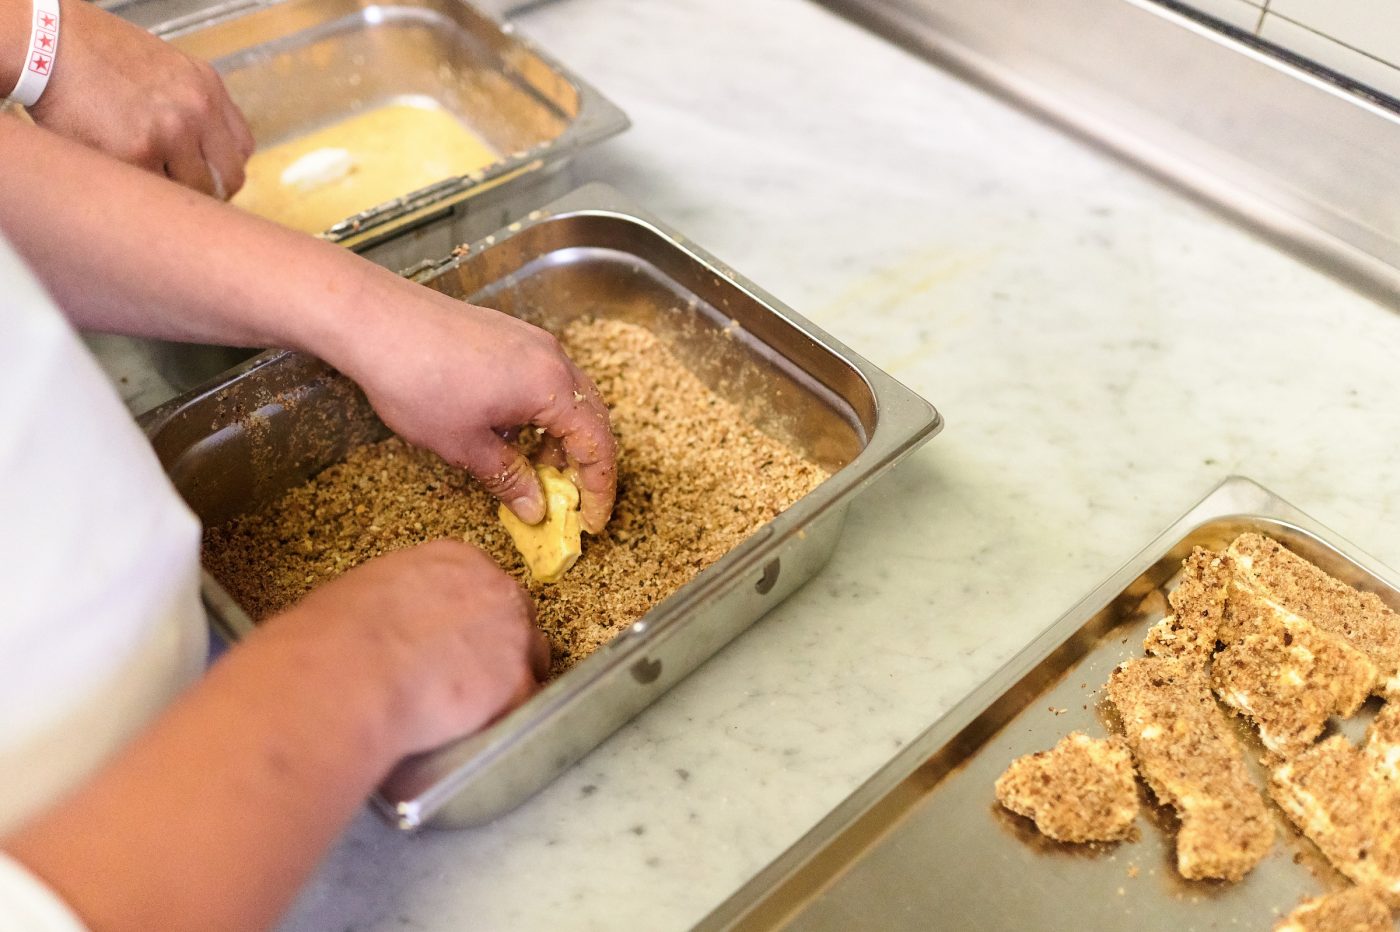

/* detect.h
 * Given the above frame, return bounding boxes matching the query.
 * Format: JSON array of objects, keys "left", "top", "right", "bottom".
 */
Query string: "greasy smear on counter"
[
  {"left": 233, "top": 100, "right": 498, "bottom": 234},
  {"left": 202, "top": 318, "right": 828, "bottom": 678}
]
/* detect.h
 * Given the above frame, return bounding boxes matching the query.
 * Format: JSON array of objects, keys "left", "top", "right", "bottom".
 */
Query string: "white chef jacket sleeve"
[{"left": 0, "top": 853, "right": 87, "bottom": 932}]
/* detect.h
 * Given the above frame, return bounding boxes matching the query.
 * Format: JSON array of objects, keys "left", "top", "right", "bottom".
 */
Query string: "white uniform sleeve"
[
  {"left": 0, "top": 235, "right": 207, "bottom": 838},
  {"left": 0, "top": 854, "right": 87, "bottom": 932}
]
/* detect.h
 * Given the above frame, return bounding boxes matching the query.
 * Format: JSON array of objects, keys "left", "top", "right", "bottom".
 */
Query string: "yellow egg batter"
[
  {"left": 234, "top": 101, "right": 498, "bottom": 234},
  {"left": 498, "top": 466, "right": 583, "bottom": 584}
]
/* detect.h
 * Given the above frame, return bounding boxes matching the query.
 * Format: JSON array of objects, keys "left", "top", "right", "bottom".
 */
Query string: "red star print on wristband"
[
  {"left": 38, "top": 13, "right": 55, "bottom": 28},
  {"left": 36, "top": 32, "right": 53, "bottom": 50},
  {"left": 29, "top": 53, "right": 51, "bottom": 75}
]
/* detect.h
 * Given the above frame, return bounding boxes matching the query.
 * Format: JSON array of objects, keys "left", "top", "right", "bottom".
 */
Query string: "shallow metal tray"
[
  {"left": 699, "top": 476, "right": 1400, "bottom": 930},
  {"left": 148, "top": 0, "right": 628, "bottom": 253},
  {"left": 139, "top": 183, "right": 942, "bottom": 830}
]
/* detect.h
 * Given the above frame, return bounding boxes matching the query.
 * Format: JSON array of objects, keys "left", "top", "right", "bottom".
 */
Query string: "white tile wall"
[
  {"left": 1259, "top": 13, "right": 1400, "bottom": 99},
  {"left": 1184, "top": 0, "right": 1263, "bottom": 32},
  {"left": 1269, "top": 0, "right": 1400, "bottom": 72},
  {"left": 1176, "top": 0, "right": 1400, "bottom": 100}
]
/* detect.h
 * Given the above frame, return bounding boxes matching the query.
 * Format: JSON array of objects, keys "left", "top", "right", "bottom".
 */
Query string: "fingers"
[
  {"left": 212, "top": 74, "right": 255, "bottom": 196},
  {"left": 458, "top": 430, "right": 546, "bottom": 525},
  {"left": 534, "top": 435, "right": 569, "bottom": 471},
  {"left": 191, "top": 66, "right": 249, "bottom": 200},
  {"left": 215, "top": 72, "right": 256, "bottom": 160},
  {"left": 540, "top": 362, "right": 617, "bottom": 534},
  {"left": 162, "top": 137, "right": 219, "bottom": 197},
  {"left": 150, "top": 61, "right": 252, "bottom": 199},
  {"left": 200, "top": 126, "right": 246, "bottom": 202},
  {"left": 492, "top": 630, "right": 549, "bottom": 724},
  {"left": 527, "top": 627, "right": 552, "bottom": 681}
]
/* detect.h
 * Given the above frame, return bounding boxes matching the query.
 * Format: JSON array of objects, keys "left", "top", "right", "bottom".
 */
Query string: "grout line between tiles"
[{"left": 1266, "top": 10, "right": 1400, "bottom": 77}]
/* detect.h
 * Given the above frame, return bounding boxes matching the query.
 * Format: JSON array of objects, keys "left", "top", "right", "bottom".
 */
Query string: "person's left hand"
[
  {"left": 26, "top": 0, "right": 254, "bottom": 198},
  {"left": 330, "top": 280, "right": 618, "bottom": 534}
]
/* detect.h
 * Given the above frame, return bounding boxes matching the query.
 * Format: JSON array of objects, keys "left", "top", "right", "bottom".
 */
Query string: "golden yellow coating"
[
  {"left": 498, "top": 466, "right": 582, "bottom": 584},
  {"left": 234, "top": 101, "right": 498, "bottom": 234}
]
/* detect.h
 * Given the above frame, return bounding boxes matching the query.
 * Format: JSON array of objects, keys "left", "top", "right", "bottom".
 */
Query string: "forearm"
[
  {"left": 1, "top": 619, "right": 404, "bottom": 932},
  {"left": 0, "top": 115, "right": 393, "bottom": 365}
]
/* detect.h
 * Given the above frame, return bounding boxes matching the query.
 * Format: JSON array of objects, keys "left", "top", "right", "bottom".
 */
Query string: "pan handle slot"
[{"left": 755, "top": 558, "right": 781, "bottom": 595}]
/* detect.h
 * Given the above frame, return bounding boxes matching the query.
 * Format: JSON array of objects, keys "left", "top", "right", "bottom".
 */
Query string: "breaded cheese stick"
[
  {"left": 1230, "top": 533, "right": 1400, "bottom": 696},
  {"left": 995, "top": 732, "right": 1139, "bottom": 843},
  {"left": 1274, "top": 887, "right": 1392, "bottom": 932},
  {"left": 1106, "top": 656, "right": 1273, "bottom": 881},
  {"left": 1144, "top": 547, "right": 1232, "bottom": 665},
  {"left": 1213, "top": 581, "right": 1376, "bottom": 756}
]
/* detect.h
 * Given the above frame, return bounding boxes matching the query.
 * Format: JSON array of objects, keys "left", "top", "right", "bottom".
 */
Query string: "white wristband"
[{"left": 7, "top": 0, "right": 60, "bottom": 108}]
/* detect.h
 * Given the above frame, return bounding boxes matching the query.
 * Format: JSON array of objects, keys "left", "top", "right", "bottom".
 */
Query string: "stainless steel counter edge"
[
  {"left": 817, "top": 0, "right": 1400, "bottom": 305},
  {"left": 695, "top": 474, "right": 1400, "bottom": 930}
]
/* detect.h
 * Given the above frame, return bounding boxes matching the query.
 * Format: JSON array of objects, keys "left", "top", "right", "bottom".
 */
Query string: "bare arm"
[
  {"left": 0, "top": 111, "right": 398, "bottom": 352},
  {"left": 0, "top": 115, "right": 617, "bottom": 529},
  {"left": 2, "top": 543, "right": 549, "bottom": 932}
]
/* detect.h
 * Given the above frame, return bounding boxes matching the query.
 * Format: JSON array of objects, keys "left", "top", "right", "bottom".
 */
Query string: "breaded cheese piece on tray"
[
  {"left": 1273, "top": 887, "right": 1393, "bottom": 932},
  {"left": 1230, "top": 533, "right": 1400, "bottom": 696},
  {"left": 1367, "top": 701, "right": 1400, "bottom": 779},
  {"left": 1269, "top": 734, "right": 1400, "bottom": 905},
  {"left": 1143, "top": 547, "right": 1233, "bottom": 665},
  {"left": 1105, "top": 656, "right": 1274, "bottom": 882},
  {"left": 1212, "top": 580, "right": 1377, "bottom": 757},
  {"left": 994, "top": 732, "right": 1140, "bottom": 843}
]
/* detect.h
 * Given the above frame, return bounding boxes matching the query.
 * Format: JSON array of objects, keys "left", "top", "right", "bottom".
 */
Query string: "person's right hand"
[
  {"left": 326, "top": 272, "right": 619, "bottom": 535},
  {"left": 261, "top": 541, "right": 551, "bottom": 757},
  {"left": 23, "top": 0, "right": 254, "bottom": 198}
]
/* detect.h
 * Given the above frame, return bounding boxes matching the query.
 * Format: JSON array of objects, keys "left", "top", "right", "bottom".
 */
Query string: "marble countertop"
[{"left": 95, "top": 0, "right": 1400, "bottom": 928}]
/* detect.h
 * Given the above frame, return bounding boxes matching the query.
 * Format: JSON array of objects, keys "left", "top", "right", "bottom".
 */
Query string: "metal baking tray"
[
  {"left": 143, "top": 0, "right": 628, "bottom": 252},
  {"left": 139, "top": 183, "right": 943, "bottom": 830},
  {"left": 699, "top": 476, "right": 1400, "bottom": 930}
]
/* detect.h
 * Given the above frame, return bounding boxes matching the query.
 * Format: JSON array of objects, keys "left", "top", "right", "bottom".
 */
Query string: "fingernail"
[{"left": 509, "top": 495, "right": 545, "bottom": 525}]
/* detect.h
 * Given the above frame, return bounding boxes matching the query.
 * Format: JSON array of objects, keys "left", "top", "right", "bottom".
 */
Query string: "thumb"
[{"left": 459, "top": 431, "right": 545, "bottom": 525}]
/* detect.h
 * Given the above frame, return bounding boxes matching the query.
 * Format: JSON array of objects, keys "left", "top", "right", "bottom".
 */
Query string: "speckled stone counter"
[{"left": 91, "top": 0, "right": 1400, "bottom": 928}]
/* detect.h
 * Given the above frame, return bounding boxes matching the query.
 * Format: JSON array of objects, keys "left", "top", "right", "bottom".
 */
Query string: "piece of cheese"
[
  {"left": 279, "top": 147, "right": 355, "bottom": 192},
  {"left": 498, "top": 466, "right": 582, "bottom": 583},
  {"left": 235, "top": 102, "right": 499, "bottom": 234}
]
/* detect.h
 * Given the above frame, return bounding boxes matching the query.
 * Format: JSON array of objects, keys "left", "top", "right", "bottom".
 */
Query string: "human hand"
[
  {"left": 266, "top": 541, "right": 550, "bottom": 756},
  {"left": 333, "top": 279, "right": 619, "bottom": 534},
  {"left": 24, "top": 0, "right": 254, "bottom": 197},
  {"left": 0, "top": 119, "right": 616, "bottom": 531}
]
